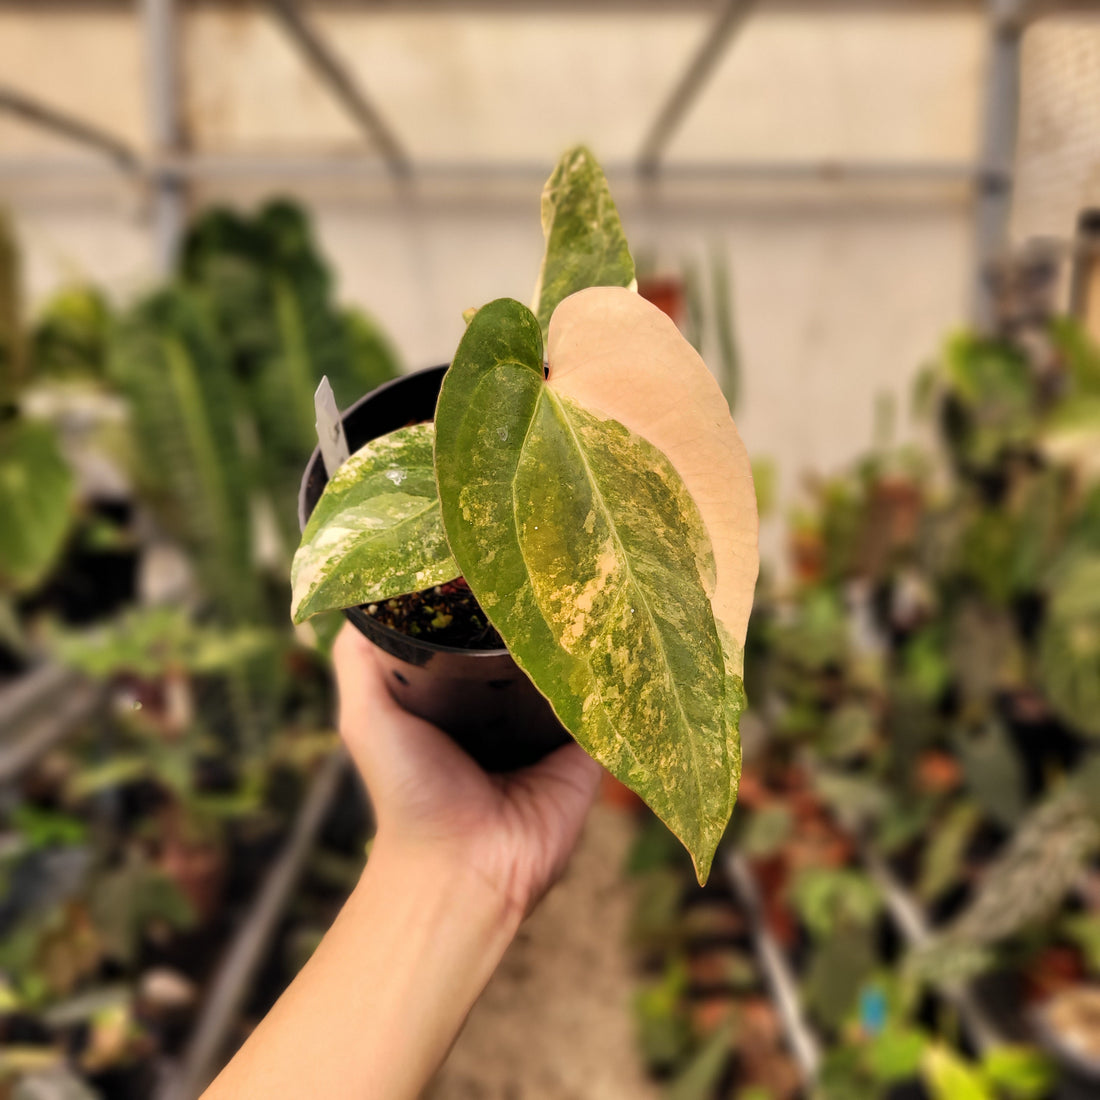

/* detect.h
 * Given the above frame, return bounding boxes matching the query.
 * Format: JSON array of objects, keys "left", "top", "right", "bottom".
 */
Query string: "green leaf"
[
  {"left": 923, "top": 1045, "right": 994, "bottom": 1100},
  {"left": 436, "top": 292, "right": 757, "bottom": 881},
  {"left": 10, "top": 807, "right": 87, "bottom": 849},
  {"left": 979, "top": 1047, "right": 1054, "bottom": 1100},
  {"left": 0, "top": 418, "right": 74, "bottom": 593},
  {"left": 665, "top": 1019, "right": 735, "bottom": 1100},
  {"left": 789, "top": 868, "right": 881, "bottom": 940},
  {"left": 110, "top": 289, "right": 259, "bottom": 625},
  {"left": 867, "top": 1028, "right": 927, "bottom": 1083},
  {"left": 1062, "top": 912, "right": 1100, "bottom": 969},
  {"left": 532, "top": 145, "right": 635, "bottom": 341},
  {"left": 29, "top": 284, "right": 113, "bottom": 382},
  {"left": 803, "top": 924, "right": 877, "bottom": 1028},
  {"left": 291, "top": 423, "right": 459, "bottom": 622},
  {"left": 957, "top": 722, "right": 1026, "bottom": 829},
  {"left": 947, "top": 791, "right": 1100, "bottom": 946},
  {"left": 1042, "top": 394, "right": 1100, "bottom": 480},
  {"left": 739, "top": 805, "right": 793, "bottom": 858},
  {"left": 633, "top": 957, "right": 691, "bottom": 1071},
  {"left": 917, "top": 801, "right": 981, "bottom": 903},
  {"left": 1050, "top": 315, "right": 1100, "bottom": 395},
  {"left": 1038, "top": 555, "right": 1100, "bottom": 737}
]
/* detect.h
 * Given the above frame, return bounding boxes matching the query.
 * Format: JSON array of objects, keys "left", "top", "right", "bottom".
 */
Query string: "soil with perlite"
[{"left": 363, "top": 577, "right": 504, "bottom": 650}]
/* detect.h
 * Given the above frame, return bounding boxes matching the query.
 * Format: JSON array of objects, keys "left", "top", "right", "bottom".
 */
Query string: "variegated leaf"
[
  {"left": 291, "top": 423, "right": 458, "bottom": 623},
  {"left": 434, "top": 290, "right": 758, "bottom": 882},
  {"left": 531, "top": 145, "right": 635, "bottom": 342}
]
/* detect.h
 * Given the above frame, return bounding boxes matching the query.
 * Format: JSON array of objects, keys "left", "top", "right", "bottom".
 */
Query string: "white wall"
[{"left": 0, "top": 2, "right": 985, "bottom": 564}]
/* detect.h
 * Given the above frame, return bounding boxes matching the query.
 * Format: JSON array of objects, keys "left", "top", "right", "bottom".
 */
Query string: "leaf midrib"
[{"left": 529, "top": 386, "right": 716, "bottom": 832}]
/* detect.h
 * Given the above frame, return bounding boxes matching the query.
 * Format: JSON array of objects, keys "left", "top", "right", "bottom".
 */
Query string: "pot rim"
[{"left": 298, "top": 364, "right": 511, "bottom": 659}]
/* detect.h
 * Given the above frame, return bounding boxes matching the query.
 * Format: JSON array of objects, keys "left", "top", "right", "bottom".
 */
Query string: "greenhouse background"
[{"left": 1, "top": 1, "right": 1100, "bottom": 1098}]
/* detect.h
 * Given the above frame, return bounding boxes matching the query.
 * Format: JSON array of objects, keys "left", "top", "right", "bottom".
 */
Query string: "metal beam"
[
  {"left": 637, "top": 0, "right": 758, "bottom": 176},
  {"left": 0, "top": 85, "right": 142, "bottom": 173},
  {"left": 725, "top": 851, "right": 821, "bottom": 1079},
  {"left": 163, "top": 154, "right": 984, "bottom": 186},
  {"left": 972, "top": 0, "right": 1026, "bottom": 328},
  {"left": 142, "top": 0, "right": 186, "bottom": 276},
  {"left": 266, "top": 0, "right": 411, "bottom": 179}
]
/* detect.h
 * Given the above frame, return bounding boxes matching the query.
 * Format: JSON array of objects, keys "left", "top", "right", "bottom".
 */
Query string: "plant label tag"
[{"left": 315, "top": 376, "right": 350, "bottom": 477}]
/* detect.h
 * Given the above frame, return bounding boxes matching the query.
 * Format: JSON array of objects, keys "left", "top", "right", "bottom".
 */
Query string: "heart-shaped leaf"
[
  {"left": 532, "top": 145, "right": 635, "bottom": 341},
  {"left": 291, "top": 422, "right": 458, "bottom": 622},
  {"left": 435, "top": 288, "right": 758, "bottom": 881}
]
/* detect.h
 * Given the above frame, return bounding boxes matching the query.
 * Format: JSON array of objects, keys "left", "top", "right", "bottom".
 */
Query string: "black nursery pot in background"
[{"left": 298, "top": 365, "right": 571, "bottom": 773}]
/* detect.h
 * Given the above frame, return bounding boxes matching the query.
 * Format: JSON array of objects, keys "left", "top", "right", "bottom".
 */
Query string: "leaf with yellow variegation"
[
  {"left": 434, "top": 289, "right": 758, "bottom": 881},
  {"left": 291, "top": 423, "right": 458, "bottom": 623},
  {"left": 532, "top": 145, "right": 635, "bottom": 342}
]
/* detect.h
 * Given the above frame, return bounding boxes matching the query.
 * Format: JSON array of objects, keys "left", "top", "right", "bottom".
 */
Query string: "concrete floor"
[{"left": 427, "top": 804, "right": 659, "bottom": 1100}]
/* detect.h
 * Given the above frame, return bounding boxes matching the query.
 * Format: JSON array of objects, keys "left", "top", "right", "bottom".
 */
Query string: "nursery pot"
[{"left": 298, "top": 365, "right": 571, "bottom": 773}]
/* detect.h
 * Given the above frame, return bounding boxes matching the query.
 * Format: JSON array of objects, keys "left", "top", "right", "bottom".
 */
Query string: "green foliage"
[
  {"left": 1050, "top": 315, "right": 1100, "bottom": 395},
  {"left": 29, "top": 286, "right": 113, "bottom": 382},
  {"left": 917, "top": 800, "right": 980, "bottom": 902},
  {"left": 738, "top": 804, "right": 793, "bottom": 858},
  {"left": 111, "top": 288, "right": 259, "bottom": 623},
  {"left": 1061, "top": 911, "right": 1100, "bottom": 970},
  {"left": 633, "top": 957, "right": 692, "bottom": 1071},
  {"left": 88, "top": 854, "right": 195, "bottom": 966},
  {"left": 789, "top": 868, "right": 881, "bottom": 940},
  {"left": 295, "top": 150, "right": 757, "bottom": 880},
  {"left": 8, "top": 808, "right": 87, "bottom": 850},
  {"left": 51, "top": 605, "right": 274, "bottom": 680},
  {"left": 940, "top": 333, "right": 1035, "bottom": 470},
  {"left": 625, "top": 814, "right": 692, "bottom": 876},
  {"left": 291, "top": 423, "right": 457, "bottom": 622},
  {"left": 532, "top": 145, "right": 635, "bottom": 340},
  {"left": 436, "top": 296, "right": 743, "bottom": 882},
  {"left": 664, "top": 1019, "right": 736, "bottom": 1100},
  {"left": 932, "top": 791, "right": 1100, "bottom": 958},
  {"left": 922, "top": 1044, "right": 1054, "bottom": 1100},
  {"left": 803, "top": 925, "right": 878, "bottom": 1028},
  {"left": 0, "top": 417, "right": 75, "bottom": 594},
  {"left": 956, "top": 722, "right": 1026, "bottom": 829},
  {"left": 773, "top": 588, "right": 849, "bottom": 673},
  {"left": 179, "top": 199, "right": 401, "bottom": 558},
  {"left": 979, "top": 1047, "right": 1055, "bottom": 1100},
  {"left": 1038, "top": 554, "right": 1100, "bottom": 737},
  {"left": 923, "top": 1044, "right": 994, "bottom": 1100}
]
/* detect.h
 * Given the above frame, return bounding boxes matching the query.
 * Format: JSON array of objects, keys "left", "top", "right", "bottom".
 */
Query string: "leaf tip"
[{"left": 692, "top": 853, "right": 714, "bottom": 888}]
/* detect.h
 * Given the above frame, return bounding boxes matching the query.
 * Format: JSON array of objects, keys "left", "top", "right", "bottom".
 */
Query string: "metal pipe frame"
[
  {"left": 637, "top": 0, "right": 758, "bottom": 176},
  {"left": 0, "top": 154, "right": 987, "bottom": 185},
  {"left": 265, "top": 0, "right": 411, "bottom": 180},
  {"left": 142, "top": 0, "right": 186, "bottom": 276},
  {"left": 971, "top": 0, "right": 1027, "bottom": 327},
  {"left": 0, "top": 85, "right": 141, "bottom": 173}
]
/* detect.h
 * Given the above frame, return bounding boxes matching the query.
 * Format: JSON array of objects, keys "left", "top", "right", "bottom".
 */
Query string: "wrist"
[{"left": 364, "top": 830, "right": 526, "bottom": 934}]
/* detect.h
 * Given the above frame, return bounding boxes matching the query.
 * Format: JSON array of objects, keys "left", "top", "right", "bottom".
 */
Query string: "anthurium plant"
[{"left": 290, "top": 147, "right": 759, "bottom": 881}]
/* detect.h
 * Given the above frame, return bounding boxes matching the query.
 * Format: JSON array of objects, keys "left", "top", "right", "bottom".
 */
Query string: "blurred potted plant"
[
  {"left": 291, "top": 146, "right": 760, "bottom": 882},
  {"left": 0, "top": 212, "right": 76, "bottom": 669}
]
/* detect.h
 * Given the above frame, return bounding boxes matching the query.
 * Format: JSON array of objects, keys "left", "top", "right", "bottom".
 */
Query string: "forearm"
[{"left": 202, "top": 838, "right": 521, "bottom": 1100}]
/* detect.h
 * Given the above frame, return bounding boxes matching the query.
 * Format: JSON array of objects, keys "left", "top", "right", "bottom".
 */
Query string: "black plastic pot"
[{"left": 298, "top": 365, "right": 570, "bottom": 772}]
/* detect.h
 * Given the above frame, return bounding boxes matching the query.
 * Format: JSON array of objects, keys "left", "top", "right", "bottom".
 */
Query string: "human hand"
[{"left": 333, "top": 624, "right": 602, "bottom": 920}]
